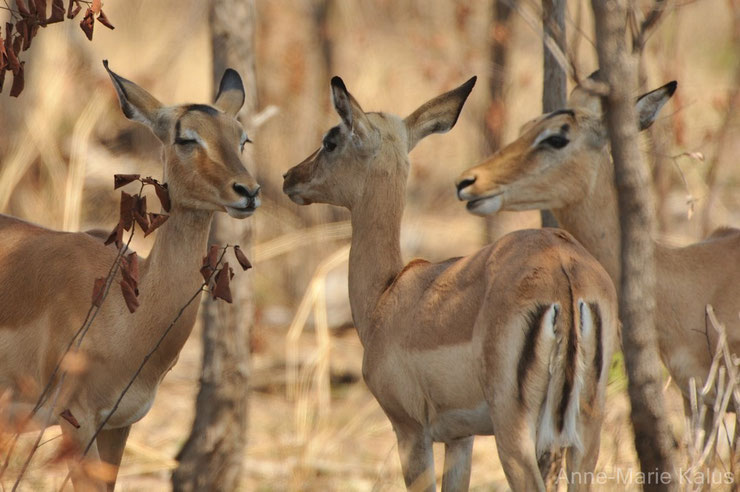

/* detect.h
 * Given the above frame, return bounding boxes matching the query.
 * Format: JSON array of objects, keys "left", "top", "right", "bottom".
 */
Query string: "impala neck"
[
  {"left": 554, "top": 148, "right": 622, "bottom": 286},
  {"left": 347, "top": 173, "right": 406, "bottom": 344},
  {"left": 138, "top": 205, "right": 213, "bottom": 363}
]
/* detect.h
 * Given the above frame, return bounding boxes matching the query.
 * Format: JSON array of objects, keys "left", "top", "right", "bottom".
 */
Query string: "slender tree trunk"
[
  {"left": 539, "top": 1, "right": 566, "bottom": 484},
  {"left": 590, "top": 1, "right": 677, "bottom": 488},
  {"left": 172, "top": 1, "right": 258, "bottom": 490},
  {"left": 539, "top": 0, "right": 564, "bottom": 229},
  {"left": 482, "top": 0, "right": 524, "bottom": 243}
]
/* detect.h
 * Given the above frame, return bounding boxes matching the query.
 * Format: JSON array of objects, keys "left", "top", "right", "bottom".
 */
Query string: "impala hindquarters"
[
  {"left": 283, "top": 76, "right": 618, "bottom": 491},
  {"left": 0, "top": 61, "right": 259, "bottom": 490},
  {"left": 456, "top": 74, "right": 740, "bottom": 440}
]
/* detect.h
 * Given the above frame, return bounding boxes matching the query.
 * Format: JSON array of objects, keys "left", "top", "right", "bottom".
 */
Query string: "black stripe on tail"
[
  {"left": 557, "top": 265, "right": 576, "bottom": 433},
  {"left": 517, "top": 304, "right": 552, "bottom": 405},
  {"left": 589, "top": 302, "right": 603, "bottom": 381}
]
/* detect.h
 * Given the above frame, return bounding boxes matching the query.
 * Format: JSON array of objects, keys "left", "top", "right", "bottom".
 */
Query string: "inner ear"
[
  {"left": 104, "top": 60, "right": 164, "bottom": 132},
  {"left": 635, "top": 81, "right": 677, "bottom": 131},
  {"left": 331, "top": 76, "right": 355, "bottom": 129},
  {"left": 214, "top": 69, "right": 246, "bottom": 116}
]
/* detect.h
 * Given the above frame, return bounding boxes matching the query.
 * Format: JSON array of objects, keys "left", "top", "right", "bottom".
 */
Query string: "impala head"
[
  {"left": 283, "top": 76, "right": 476, "bottom": 209},
  {"left": 104, "top": 60, "right": 259, "bottom": 218},
  {"left": 456, "top": 74, "right": 677, "bottom": 215}
]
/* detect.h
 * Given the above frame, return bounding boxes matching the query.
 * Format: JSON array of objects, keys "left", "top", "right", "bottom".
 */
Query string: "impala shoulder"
[{"left": 384, "top": 258, "right": 433, "bottom": 293}]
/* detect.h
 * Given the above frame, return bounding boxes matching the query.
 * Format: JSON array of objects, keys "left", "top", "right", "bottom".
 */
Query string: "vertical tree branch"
[
  {"left": 590, "top": 0, "right": 677, "bottom": 487},
  {"left": 172, "top": 1, "right": 258, "bottom": 490},
  {"left": 481, "top": 0, "right": 516, "bottom": 243},
  {"left": 540, "top": 0, "right": 564, "bottom": 228}
]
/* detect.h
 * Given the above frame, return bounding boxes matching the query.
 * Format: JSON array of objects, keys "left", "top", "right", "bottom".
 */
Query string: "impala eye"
[
  {"left": 541, "top": 135, "right": 569, "bottom": 149},
  {"left": 175, "top": 137, "right": 197, "bottom": 146},
  {"left": 240, "top": 133, "right": 251, "bottom": 152},
  {"left": 323, "top": 139, "right": 337, "bottom": 152}
]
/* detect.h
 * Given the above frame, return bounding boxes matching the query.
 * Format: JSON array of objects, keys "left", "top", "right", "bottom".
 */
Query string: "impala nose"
[
  {"left": 456, "top": 176, "right": 476, "bottom": 199},
  {"left": 233, "top": 183, "right": 260, "bottom": 199}
]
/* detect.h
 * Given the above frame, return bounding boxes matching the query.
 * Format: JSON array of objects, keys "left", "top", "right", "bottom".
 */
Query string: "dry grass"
[{"left": 0, "top": 0, "right": 738, "bottom": 490}]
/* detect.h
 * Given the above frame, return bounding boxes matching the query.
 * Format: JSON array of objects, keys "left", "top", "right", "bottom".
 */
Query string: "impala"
[
  {"left": 456, "top": 76, "right": 740, "bottom": 433},
  {"left": 283, "top": 76, "right": 618, "bottom": 491},
  {"left": 0, "top": 61, "right": 259, "bottom": 490}
]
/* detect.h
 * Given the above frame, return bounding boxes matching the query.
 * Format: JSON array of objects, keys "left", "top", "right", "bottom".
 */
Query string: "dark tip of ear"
[
  {"left": 331, "top": 76, "right": 347, "bottom": 93},
  {"left": 218, "top": 68, "right": 245, "bottom": 96},
  {"left": 665, "top": 80, "right": 678, "bottom": 96},
  {"left": 102, "top": 59, "right": 116, "bottom": 78},
  {"left": 462, "top": 76, "right": 477, "bottom": 95}
]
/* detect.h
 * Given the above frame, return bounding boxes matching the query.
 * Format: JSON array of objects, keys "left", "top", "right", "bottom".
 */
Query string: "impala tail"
[{"left": 525, "top": 295, "right": 600, "bottom": 459}]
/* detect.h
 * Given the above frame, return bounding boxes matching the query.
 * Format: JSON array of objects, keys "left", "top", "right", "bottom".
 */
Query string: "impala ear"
[
  {"left": 214, "top": 69, "right": 246, "bottom": 116},
  {"left": 330, "top": 76, "right": 375, "bottom": 142},
  {"left": 635, "top": 81, "right": 677, "bottom": 131},
  {"left": 403, "top": 76, "right": 476, "bottom": 152},
  {"left": 104, "top": 60, "right": 164, "bottom": 133},
  {"left": 568, "top": 70, "right": 604, "bottom": 116}
]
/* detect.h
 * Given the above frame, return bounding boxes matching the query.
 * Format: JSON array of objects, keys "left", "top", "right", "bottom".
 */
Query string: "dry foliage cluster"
[{"left": 0, "top": 0, "right": 113, "bottom": 96}]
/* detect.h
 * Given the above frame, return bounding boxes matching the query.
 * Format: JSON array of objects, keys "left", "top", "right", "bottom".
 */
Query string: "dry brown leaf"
[
  {"left": 145, "top": 213, "right": 168, "bottom": 236},
  {"left": 207, "top": 244, "right": 220, "bottom": 269},
  {"left": 103, "top": 222, "right": 123, "bottom": 248},
  {"left": 234, "top": 245, "right": 252, "bottom": 271},
  {"left": 133, "top": 211, "right": 149, "bottom": 233},
  {"left": 113, "top": 173, "right": 140, "bottom": 189},
  {"left": 33, "top": 0, "right": 47, "bottom": 23},
  {"left": 67, "top": 0, "right": 81, "bottom": 19},
  {"left": 120, "top": 253, "right": 139, "bottom": 295},
  {"left": 213, "top": 262, "right": 233, "bottom": 303},
  {"left": 97, "top": 9, "right": 114, "bottom": 29},
  {"left": 120, "top": 279, "right": 139, "bottom": 313},
  {"left": 15, "top": 19, "right": 30, "bottom": 51},
  {"left": 126, "top": 252, "right": 139, "bottom": 284},
  {"left": 15, "top": 0, "right": 31, "bottom": 17},
  {"left": 9, "top": 61, "right": 23, "bottom": 97},
  {"left": 91, "top": 277, "right": 105, "bottom": 307},
  {"left": 119, "top": 191, "right": 134, "bottom": 231},
  {"left": 79, "top": 7, "right": 94, "bottom": 40},
  {"left": 154, "top": 182, "right": 170, "bottom": 212},
  {"left": 59, "top": 409, "right": 80, "bottom": 428},
  {"left": 48, "top": 0, "right": 65, "bottom": 23}
]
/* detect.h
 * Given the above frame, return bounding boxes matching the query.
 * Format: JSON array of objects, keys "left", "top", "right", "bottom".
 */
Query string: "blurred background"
[{"left": 1, "top": 0, "right": 738, "bottom": 489}]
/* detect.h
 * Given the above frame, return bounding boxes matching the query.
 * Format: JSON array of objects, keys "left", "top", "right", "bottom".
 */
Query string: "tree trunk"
[
  {"left": 590, "top": 0, "right": 677, "bottom": 487},
  {"left": 482, "top": 0, "right": 525, "bottom": 243},
  {"left": 539, "top": 1, "right": 566, "bottom": 484},
  {"left": 539, "top": 0, "right": 564, "bottom": 229},
  {"left": 171, "top": 1, "right": 258, "bottom": 490}
]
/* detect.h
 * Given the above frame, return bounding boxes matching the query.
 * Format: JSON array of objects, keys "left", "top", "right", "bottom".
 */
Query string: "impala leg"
[
  {"left": 59, "top": 418, "right": 107, "bottom": 492},
  {"left": 490, "top": 410, "right": 545, "bottom": 492},
  {"left": 563, "top": 411, "right": 603, "bottom": 492},
  {"left": 441, "top": 437, "right": 473, "bottom": 492},
  {"left": 96, "top": 425, "right": 131, "bottom": 491},
  {"left": 393, "top": 424, "right": 436, "bottom": 492}
]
